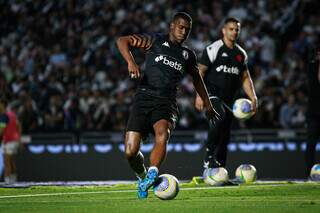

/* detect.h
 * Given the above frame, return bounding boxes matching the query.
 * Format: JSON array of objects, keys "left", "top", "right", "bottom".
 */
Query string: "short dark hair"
[
  {"left": 224, "top": 17, "right": 240, "bottom": 26},
  {"left": 172, "top": 12, "right": 192, "bottom": 24}
]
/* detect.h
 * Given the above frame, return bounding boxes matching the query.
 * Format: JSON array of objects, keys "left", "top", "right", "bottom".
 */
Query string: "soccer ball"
[
  {"left": 232, "top": 98, "right": 253, "bottom": 120},
  {"left": 235, "top": 164, "right": 257, "bottom": 184},
  {"left": 310, "top": 164, "right": 320, "bottom": 181},
  {"left": 154, "top": 174, "right": 179, "bottom": 200},
  {"left": 203, "top": 167, "right": 229, "bottom": 186}
]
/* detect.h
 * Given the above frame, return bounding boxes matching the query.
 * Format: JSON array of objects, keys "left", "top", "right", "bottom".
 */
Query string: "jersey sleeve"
[
  {"left": 241, "top": 51, "right": 249, "bottom": 72},
  {"left": 199, "top": 48, "right": 211, "bottom": 67},
  {"left": 128, "top": 34, "right": 155, "bottom": 50},
  {"left": 0, "top": 114, "right": 9, "bottom": 129},
  {"left": 186, "top": 50, "right": 198, "bottom": 74}
]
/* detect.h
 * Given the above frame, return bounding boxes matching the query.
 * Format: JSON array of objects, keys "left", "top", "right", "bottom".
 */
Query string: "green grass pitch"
[{"left": 0, "top": 181, "right": 320, "bottom": 213}]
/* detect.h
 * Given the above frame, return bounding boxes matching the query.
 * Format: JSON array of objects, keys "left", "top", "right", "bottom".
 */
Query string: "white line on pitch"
[
  {"left": 0, "top": 184, "right": 312, "bottom": 199},
  {"left": 0, "top": 190, "right": 135, "bottom": 199}
]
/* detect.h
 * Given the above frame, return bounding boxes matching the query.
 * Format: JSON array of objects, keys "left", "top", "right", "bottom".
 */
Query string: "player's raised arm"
[{"left": 116, "top": 34, "right": 154, "bottom": 79}]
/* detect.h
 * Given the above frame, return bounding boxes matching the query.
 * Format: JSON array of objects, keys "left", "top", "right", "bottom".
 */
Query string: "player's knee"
[
  {"left": 125, "top": 149, "right": 136, "bottom": 160},
  {"left": 125, "top": 145, "right": 138, "bottom": 160}
]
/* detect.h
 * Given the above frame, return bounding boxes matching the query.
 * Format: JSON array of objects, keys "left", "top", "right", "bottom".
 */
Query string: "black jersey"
[
  {"left": 130, "top": 34, "right": 197, "bottom": 99},
  {"left": 200, "top": 39, "right": 248, "bottom": 106}
]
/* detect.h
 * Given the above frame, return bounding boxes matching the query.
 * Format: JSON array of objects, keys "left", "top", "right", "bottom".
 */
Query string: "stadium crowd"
[{"left": 0, "top": 0, "right": 319, "bottom": 133}]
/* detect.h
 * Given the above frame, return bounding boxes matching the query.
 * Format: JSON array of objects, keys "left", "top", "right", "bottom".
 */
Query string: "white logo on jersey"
[
  {"left": 155, "top": 55, "right": 182, "bottom": 71},
  {"left": 216, "top": 65, "right": 239, "bottom": 75},
  {"left": 162, "top": 42, "right": 170, "bottom": 47},
  {"left": 182, "top": 50, "right": 189, "bottom": 60},
  {"left": 222, "top": 52, "right": 228, "bottom": 57}
]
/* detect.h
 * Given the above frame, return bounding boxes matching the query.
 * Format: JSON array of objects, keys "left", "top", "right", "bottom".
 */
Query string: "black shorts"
[{"left": 126, "top": 92, "right": 179, "bottom": 134}]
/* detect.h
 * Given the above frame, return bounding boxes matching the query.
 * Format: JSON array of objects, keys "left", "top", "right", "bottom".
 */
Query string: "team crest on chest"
[
  {"left": 182, "top": 50, "right": 189, "bottom": 60},
  {"left": 235, "top": 54, "right": 243, "bottom": 62}
]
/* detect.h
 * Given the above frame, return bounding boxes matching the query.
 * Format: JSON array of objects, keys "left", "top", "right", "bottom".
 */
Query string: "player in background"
[
  {"left": 195, "top": 17, "right": 258, "bottom": 169},
  {"left": 0, "top": 97, "right": 21, "bottom": 184},
  {"left": 116, "top": 12, "right": 220, "bottom": 199},
  {"left": 305, "top": 44, "right": 320, "bottom": 178}
]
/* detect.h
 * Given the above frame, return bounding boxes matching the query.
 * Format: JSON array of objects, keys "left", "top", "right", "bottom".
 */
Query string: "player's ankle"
[
  {"left": 136, "top": 168, "right": 147, "bottom": 180},
  {"left": 148, "top": 166, "right": 159, "bottom": 174}
]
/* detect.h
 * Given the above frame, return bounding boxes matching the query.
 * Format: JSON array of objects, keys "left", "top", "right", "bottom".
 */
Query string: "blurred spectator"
[
  {"left": 0, "top": 0, "right": 319, "bottom": 132},
  {"left": 18, "top": 96, "right": 39, "bottom": 133},
  {"left": 279, "top": 95, "right": 299, "bottom": 129},
  {"left": 43, "top": 95, "right": 64, "bottom": 131}
]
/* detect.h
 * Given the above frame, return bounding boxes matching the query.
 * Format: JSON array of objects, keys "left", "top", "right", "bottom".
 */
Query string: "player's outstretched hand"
[
  {"left": 128, "top": 62, "right": 141, "bottom": 79},
  {"left": 207, "top": 107, "right": 221, "bottom": 127}
]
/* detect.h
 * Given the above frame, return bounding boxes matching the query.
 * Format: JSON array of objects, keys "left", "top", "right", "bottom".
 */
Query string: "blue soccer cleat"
[
  {"left": 137, "top": 179, "right": 148, "bottom": 199},
  {"left": 140, "top": 169, "right": 159, "bottom": 192}
]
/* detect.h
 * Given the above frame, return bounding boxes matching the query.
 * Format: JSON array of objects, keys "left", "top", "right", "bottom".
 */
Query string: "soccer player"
[
  {"left": 0, "top": 97, "right": 21, "bottom": 184},
  {"left": 116, "top": 12, "right": 220, "bottom": 199},
  {"left": 305, "top": 45, "right": 320, "bottom": 178},
  {"left": 195, "top": 17, "right": 258, "bottom": 169}
]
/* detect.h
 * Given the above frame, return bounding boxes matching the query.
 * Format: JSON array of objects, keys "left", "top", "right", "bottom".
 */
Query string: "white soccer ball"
[
  {"left": 203, "top": 167, "right": 229, "bottom": 186},
  {"left": 232, "top": 98, "right": 253, "bottom": 120},
  {"left": 235, "top": 164, "right": 257, "bottom": 184},
  {"left": 154, "top": 174, "right": 179, "bottom": 200},
  {"left": 310, "top": 164, "right": 320, "bottom": 181}
]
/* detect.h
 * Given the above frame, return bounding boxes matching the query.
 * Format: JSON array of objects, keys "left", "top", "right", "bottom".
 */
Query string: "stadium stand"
[{"left": 0, "top": 0, "right": 319, "bottom": 132}]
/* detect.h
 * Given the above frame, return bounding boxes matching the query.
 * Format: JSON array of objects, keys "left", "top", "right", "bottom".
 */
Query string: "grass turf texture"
[{"left": 0, "top": 181, "right": 319, "bottom": 213}]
